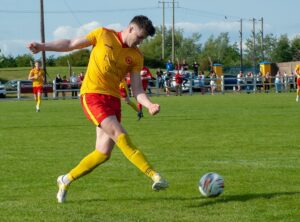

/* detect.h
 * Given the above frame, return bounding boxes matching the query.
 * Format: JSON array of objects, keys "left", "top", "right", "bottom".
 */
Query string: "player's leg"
[
  {"left": 100, "top": 116, "right": 168, "bottom": 191},
  {"left": 57, "top": 128, "right": 113, "bottom": 203},
  {"left": 36, "top": 91, "right": 41, "bottom": 111},
  {"left": 296, "top": 78, "right": 300, "bottom": 102},
  {"left": 68, "top": 129, "right": 112, "bottom": 181}
]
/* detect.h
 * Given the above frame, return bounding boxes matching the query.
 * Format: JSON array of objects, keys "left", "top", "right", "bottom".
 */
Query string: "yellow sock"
[
  {"left": 116, "top": 133, "right": 156, "bottom": 178},
  {"left": 37, "top": 95, "right": 41, "bottom": 107},
  {"left": 127, "top": 100, "right": 139, "bottom": 112},
  {"left": 68, "top": 150, "right": 109, "bottom": 181}
]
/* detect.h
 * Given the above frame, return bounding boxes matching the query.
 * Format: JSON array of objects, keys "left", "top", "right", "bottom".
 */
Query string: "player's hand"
[
  {"left": 148, "top": 103, "right": 160, "bottom": 116},
  {"left": 27, "top": 42, "right": 43, "bottom": 54}
]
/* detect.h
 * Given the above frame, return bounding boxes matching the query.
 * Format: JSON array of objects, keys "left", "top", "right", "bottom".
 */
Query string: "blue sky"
[{"left": 0, "top": 0, "right": 299, "bottom": 57}]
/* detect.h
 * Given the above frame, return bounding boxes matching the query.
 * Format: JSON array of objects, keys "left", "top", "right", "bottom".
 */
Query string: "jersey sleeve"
[
  {"left": 86, "top": 28, "right": 103, "bottom": 46},
  {"left": 131, "top": 55, "right": 143, "bottom": 75}
]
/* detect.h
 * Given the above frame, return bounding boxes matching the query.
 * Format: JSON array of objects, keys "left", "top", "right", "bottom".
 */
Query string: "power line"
[
  {"left": 179, "top": 7, "right": 240, "bottom": 20},
  {"left": 63, "top": 0, "right": 82, "bottom": 26},
  {"left": 0, "top": 7, "right": 159, "bottom": 14}
]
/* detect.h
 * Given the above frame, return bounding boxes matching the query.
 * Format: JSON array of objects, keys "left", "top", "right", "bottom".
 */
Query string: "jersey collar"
[{"left": 117, "top": 32, "right": 129, "bottom": 48}]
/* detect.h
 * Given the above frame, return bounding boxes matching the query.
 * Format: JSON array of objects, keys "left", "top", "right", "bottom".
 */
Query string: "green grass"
[{"left": 0, "top": 93, "right": 300, "bottom": 222}]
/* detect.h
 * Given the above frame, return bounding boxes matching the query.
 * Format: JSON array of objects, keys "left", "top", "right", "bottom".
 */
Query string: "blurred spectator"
[
  {"left": 166, "top": 60, "right": 174, "bottom": 72},
  {"left": 70, "top": 72, "right": 78, "bottom": 98},
  {"left": 199, "top": 71, "right": 205, "bottom": 95},
  {"left": 192, "top": 61, "right": 199, "bottom": 76},
  {"left": 156, "top": 68, "right": 164, "bottom": 88},
  {"left": 264, "top": 72, "right": 271, "bottom": 93},
  {"left": 62, "top": 75, "right": 68, "bottom": 99},
  {"left": 246, "top": 72, "right": 254, "bottom": 94},
  {"left": 275, "top": 71, "right": 283, "bottom": 93},
  {"left": 163, "top": 71, "right": 172, "bottom": 96},
  {"left": 256, "top": 72, "right": 263, "bottom": 92},
  {"left": 175, "top": 70, "right": 183, "bottom": 96},
  {"left": 236, "top": 71, "right": 244, "bottom": 92},
  {"left": 77, "top": 72, "right": 84, "bottom": 88},
  {"left": 55, "top": 74, "right": 62, "bottom": 97},
  {"left": 209, "top": 71, "right": 217, "bottom": 95},
  {"left": 288, "top": 72, "right": 295, "bottom": 92},
  {"left": 181, "top": 59, "right": 189, "bottom": 71},
  {"left": 283, "top": 71, "right": 288, "bottom": 91},
  {"left": 295, "top": 65, "right": 300, "bottom": 102}
]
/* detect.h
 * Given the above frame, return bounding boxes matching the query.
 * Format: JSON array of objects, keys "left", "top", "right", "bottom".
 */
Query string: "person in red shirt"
[
  {"left": 138, "top": 66, "right": 153, "bottom": 117},
  {"left": 77, "top": 72, "right": 84, "bottom": 89},
  {"left": 175, "top": 70, "right": 183, "bottom": 96}
]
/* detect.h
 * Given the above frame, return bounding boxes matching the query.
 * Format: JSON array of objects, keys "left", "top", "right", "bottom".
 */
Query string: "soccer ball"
[{"left": 199, "top": 172, "right": 224, "bottom": 197}]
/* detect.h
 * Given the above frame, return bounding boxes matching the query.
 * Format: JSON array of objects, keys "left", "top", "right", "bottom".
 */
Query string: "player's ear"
[{"left": 129, "top": 25, "right": 134, "bottom": 33}]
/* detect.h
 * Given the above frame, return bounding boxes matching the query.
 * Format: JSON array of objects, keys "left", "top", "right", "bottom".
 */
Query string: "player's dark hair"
[{"left": 130, "top": 15, "right": 155, "bottom": 37}]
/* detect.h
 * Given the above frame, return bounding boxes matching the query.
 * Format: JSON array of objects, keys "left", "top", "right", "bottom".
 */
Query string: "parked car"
[
  {"left": 0, "top": 81, "right": 7, "bottom": 98},
  {"left": 5, "top": 80, "right": 53, "bottom": 93}
]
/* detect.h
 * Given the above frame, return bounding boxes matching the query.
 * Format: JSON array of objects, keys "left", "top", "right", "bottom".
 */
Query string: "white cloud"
[
  {"left": 175, "top": 21, "right": 240, "bottom": 33},
  {"left": 0, "top": 39, "right": 29, "bottom": 56},
  {"left": 53, "top": 21, "right": 101, "bottom": 39},
  {"left": 2, "top": 20, "right": 276, "bottom": 57}
]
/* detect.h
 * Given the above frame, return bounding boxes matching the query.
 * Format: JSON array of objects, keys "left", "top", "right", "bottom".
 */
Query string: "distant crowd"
[{"left": 53, "top": 59, "right": 300, "bottom": 99}]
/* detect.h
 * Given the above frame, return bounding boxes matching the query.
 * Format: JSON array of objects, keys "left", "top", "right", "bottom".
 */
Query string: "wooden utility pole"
[
  {"left": 162, "top": 0, "right": 165, "bottom": 60},
  {"left": 251, "top": 18, "right": 256, "bottom": 73},
  {"left": 239, "top": 18, "right": 243, "bottom": 71},
  {"left": 259, "top": 17, "right": 264, "bottom": 61},
  {"left": 40, "top": 0, "right": 47, "bottom": 84},
  {"left": 171, "top": 0, "right": 175, "bottom": 63}
]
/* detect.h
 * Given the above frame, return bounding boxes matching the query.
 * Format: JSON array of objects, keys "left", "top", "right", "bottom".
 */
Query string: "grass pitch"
[{"left": 0, "top": 93, "right": 299, "bottom": 222}]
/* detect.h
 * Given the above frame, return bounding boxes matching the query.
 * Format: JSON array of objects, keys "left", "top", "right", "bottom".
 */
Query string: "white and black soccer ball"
[{"left": 199, "top": 172, "right": 224, "bottom": 197}]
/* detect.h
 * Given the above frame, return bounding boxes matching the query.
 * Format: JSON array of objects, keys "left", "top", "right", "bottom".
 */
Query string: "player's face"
[
  {"left": 35, "top": 62, "right": 41, "bottom": 69},
  {"left": 128, "top": 25, "right": 147, "bottom": 47}
]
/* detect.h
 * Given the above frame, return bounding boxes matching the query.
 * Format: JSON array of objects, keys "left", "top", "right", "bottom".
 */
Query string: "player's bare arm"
[
  {"left": 130, "top": 73, "right": 160, "bottom": 115},
  {"left": 27, "top": 36, "right": 91, "bottom": 54}
]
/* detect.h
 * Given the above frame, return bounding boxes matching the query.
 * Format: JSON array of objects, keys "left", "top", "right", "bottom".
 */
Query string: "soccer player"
[
  {"left": 295, "top": 64, "right": 300, "bottom": 102},
  {"left": 28, "top": 60, "right": 44, "bottom": 112},
  {"left": 27, "top": 15, "right": 169, "bottom": 203}
]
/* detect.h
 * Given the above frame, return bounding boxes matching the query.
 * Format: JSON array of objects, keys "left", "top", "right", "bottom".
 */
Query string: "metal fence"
[{"left": 2, "top": 76, "right": 297, "bottom": 100}]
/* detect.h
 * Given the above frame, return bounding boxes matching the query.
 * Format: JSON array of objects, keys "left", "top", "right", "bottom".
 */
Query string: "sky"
[{"left": 0, "top": 0, "right": 299, "bottom": 58}]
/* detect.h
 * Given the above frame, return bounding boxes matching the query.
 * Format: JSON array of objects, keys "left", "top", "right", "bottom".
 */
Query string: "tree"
[
  {"left": 291, "top": 36, "right": 300, "bottom": 61},
  {"left": 271, "top": 34, "right": 292, "bottom": 62},
  {"left": 15, "top": 54, "right": 34, "bottom": 67},
  {"left": 0, "top": 55, "right": 16, "bottom": 67},
  {"left": 198, "top": 33, "right": 239, "bottom": 70},
  {"left": 176, "top": 32, "right": 202, "bottom": 65},
  {"left": 140, "top": 27, "right": 202, "bottom": 68},
  {"left": 260, "top": 33, "right": 277, "bottom": 62},
  {"left": 46, "top": 55, "right": 56, "bottom": 66},
  {"left": 56, "top": 49, "right": 90, "bottom": 66}
]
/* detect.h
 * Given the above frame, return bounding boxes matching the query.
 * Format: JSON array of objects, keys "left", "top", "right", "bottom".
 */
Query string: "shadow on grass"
[
  {"left": 67, "top": 196, "right": 200, "bottom": 204},
  {"left": 188, "top": 191, "right": 300, "bottom": 208},
  {"left": 65, "top": 191, "right": 300, "bottom": 205}
]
